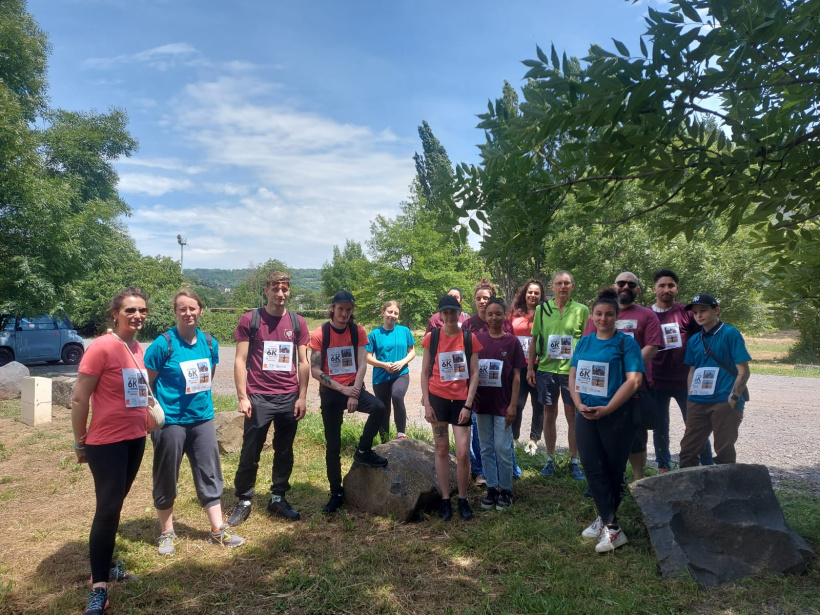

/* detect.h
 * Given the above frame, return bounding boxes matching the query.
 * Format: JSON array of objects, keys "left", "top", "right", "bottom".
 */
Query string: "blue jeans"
[
  {"left": 654, "top": 389, "right": 713, "bottom": 468},
  {"left": 475, "top": 414, "right": 514, "bottom": 491},
  {"left": 470, "top": 412, "right": 483, "bottom": 475}
]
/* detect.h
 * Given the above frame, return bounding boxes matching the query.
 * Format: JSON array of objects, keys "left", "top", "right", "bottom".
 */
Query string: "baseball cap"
[
  {"left": 332, "top": 290, "right": 355, "bottom": 305},
  {"left": 438, "top": 295, "right": 461, "bottom": 312},
  {"left": 685, "top": 294, "right": 719, "bottom": 310}
]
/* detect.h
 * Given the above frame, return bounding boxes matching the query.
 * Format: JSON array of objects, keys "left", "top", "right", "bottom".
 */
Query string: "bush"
[{"left": 198, "top": 310, "right": 243, "bottom": 345}]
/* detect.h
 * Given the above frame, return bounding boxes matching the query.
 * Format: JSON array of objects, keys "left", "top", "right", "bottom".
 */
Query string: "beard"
[{"left": 618, "top": 288, "right": 636, "bottom": 304}]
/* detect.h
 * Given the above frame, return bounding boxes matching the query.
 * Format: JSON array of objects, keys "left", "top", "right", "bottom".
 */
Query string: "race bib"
[
  {"left": 438, "top": 350, "right": 468, "bottom": 382},
  {"left": 661, "top": 323, "right": 682, "bottom": 350},
  {"left": 262, "top": 341, "right": 294, "bottom": 372},
  {"left": 517, "top": 336, "right": 531, "bottom": 356},
  {"left": 615, "top": 319, "right": 638, "bottom": 332},
  {"left": 689, "top": 367, "right": 718, "bottom": 396},
  {"left": 547, "top": 334, "right": 574, "bottom": 360},
  {"left": 327, "top": 345, "right": 356, "bottom": 376},
  {"left": 179, "top": 358, "right": 212, "bottom": 394},
  {"left": 122, "top": 368, "right": 148, "bottom": 407},
  {"left": 574, "top": 360, "right": 609, "bottom": 397},
  {"left": 478, "top": 359, "right": 503, "bottom": 387}
]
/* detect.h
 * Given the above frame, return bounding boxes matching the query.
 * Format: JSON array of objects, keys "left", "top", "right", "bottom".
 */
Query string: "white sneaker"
[
  {"left": 581, "top": 516, "right": 604, "bottom": 540},
  {"left": 595, "top": 526, "right": 628, "bottom": 553},
  {"left": 524, "top": 441, "right": 538, "bottom": 456}
]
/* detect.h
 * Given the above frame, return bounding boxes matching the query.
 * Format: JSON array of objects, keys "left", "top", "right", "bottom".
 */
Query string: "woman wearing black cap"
[{"left": 421, "top": 294, "right": 483, "bottom": 520}]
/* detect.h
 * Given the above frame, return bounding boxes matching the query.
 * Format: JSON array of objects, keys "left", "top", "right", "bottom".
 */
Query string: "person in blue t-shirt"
[
  {"left": 366, "top": 301, "right": 416, "bottom": 441},
  {"left": 679, "top": 294, "right": 751, "bottom": 467},
  {"left": 145, "top": 289, "right": 243, "bottom": 556},
  {"left": 570, "top": 288, "right": 644, "bottom": 553}
]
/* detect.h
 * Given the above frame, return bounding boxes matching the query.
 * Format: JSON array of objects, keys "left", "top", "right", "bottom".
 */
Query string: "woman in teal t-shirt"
[
  {"left": 145, "top": 289, "right": 243, "bottom": 557},
  {"left": 569, "top": 288, "right": 644, "bottom": 554},
  {"left": 366, "top": 301, "right": 416, "bottom": 441}
]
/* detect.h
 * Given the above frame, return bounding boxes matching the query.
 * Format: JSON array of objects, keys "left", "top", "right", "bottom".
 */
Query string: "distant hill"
[{"left": 185, "top": 268, "right": 323, "bottom": 292}]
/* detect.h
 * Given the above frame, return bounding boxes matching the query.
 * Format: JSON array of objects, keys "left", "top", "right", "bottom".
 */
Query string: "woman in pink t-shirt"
[{"left": 71, "top": 287, "right": 149, "bottom": 615}]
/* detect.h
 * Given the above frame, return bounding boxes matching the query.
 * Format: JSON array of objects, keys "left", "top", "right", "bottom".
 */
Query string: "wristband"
[
  {"left": 72, "top": 442, "right": 86, "bottom": 450},
  {"left": 729, "top": 393, "right": 740, "bottom": 401},
  {"left": 463, "top": 405, "right": 472, "bottom": 411}
]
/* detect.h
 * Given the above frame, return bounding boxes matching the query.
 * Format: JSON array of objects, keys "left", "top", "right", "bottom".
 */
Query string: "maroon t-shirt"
[
  {"left": 473, "top": 331, "right": 527, "bottom": 416},
  {"left": 463, "top": 314, "right": 514, "bottom": 335},
  {"left": 583, "top": 303, "right": 662, "bottom": 386},
  {"left": 234, "top": 309, "right": 310, "bottom": 395},
  {"left": 650, "top": 302, "right": 701, "bottom": 390}
]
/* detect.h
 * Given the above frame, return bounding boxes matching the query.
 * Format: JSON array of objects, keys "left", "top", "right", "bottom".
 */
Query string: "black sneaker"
[
  {"left": 83, "top": 587, "right": 109, "bottom": 615},
  {"left": 267, "top": 496, "right": 300, "bottom": 520},
  {"left": 439, "top": 498, "right": 453, "bottom": 521},
  {"left": 322, "top": 491, "right": 345, "bottom": 514},
  {"left": 353, "top": 448, "right": 388, "bottom": 468},
  {"left": 458, "top": 497, "right": 474, "bottom": 520},
  {"left": 227, "top": 500, "right": 252, "bottom": 527},
  {"left": 480, "top": 487, "right": 498, "bottom": 510},
  {"left": 496, "top": 489, "right": 513, "bottom": 511}
]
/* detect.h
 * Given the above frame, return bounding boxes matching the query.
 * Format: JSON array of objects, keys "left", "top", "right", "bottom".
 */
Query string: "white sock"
[{"left": 571, "top": 457, "right": 579, "bottom": 465}]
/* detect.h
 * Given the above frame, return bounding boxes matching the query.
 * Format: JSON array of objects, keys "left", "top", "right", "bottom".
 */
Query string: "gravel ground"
[{"left": 29, "top": 343, "right": 820, "bottom": 493}]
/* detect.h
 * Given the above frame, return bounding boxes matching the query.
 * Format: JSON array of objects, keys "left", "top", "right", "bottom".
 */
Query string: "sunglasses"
[
  {"left": 123, "top": 307, "right": 148, "bottom": 315},
  {"left": 616, "top": 281, "right": 638, "bottom": 289}
]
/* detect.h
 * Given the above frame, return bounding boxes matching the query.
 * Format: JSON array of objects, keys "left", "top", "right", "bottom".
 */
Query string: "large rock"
[
  {"left": 343, "top": 438, "right": 458, "bottom": 522},
  {"left": 0, "top": 361, "right": 30, "bottom": 401},
  {"left": 51, "top": 376, "right": 77, "bottom": 408},
  {"left": 213, "top": 412, "right": 247, "bottom": 454},
  {"left": 631, "top": 464, "right": 813, "bottom": 586}
]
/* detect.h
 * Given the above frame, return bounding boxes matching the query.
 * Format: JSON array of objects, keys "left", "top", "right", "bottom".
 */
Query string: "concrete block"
[{"left": 21, "top": 376, "right": 52, "bottom": 426}]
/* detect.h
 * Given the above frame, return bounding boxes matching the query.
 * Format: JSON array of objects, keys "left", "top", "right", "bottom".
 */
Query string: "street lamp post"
[{"left": 177, "top": 234, "right": 187, "bottom": 270}]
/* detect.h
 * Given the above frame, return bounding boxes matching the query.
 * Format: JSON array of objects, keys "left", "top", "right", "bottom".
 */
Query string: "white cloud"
[
  {"left": 117, "top": 157, "right": 205, "bottom": 174},
  {"left": 84, "top": 42, "right": 201, "bottom": 70},
  {"left": 118, "top": 173, "right": 194, "bottom": 196}
]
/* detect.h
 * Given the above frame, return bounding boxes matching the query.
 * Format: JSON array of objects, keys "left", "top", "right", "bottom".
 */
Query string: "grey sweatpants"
[{"left": 151, "top": 418, "right": 224, "bottom": 510}]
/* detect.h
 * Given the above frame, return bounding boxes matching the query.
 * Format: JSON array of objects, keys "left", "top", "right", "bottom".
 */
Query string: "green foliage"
[
  {"left": 198, "top": 310, "right": 242, "bottom": 346},
  {"left": 414, "top": 120, "right": 455, "bottom": 209},
  {"left": 0, "top": 1, "right": 138, "bottom": 316},
  {"left": 320, "top": 241, "right": 373, "bottom": 299},
  {"left": 445, "top": 0, "right": 819, "bottom": 345},
  {"left": 228, "top": 259, "right": 290, "bottom": 309}
]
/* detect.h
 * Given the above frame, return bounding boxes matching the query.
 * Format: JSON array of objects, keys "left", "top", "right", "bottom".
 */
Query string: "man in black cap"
[
  {"left": 679, "top": 294, "right": 751, "bottom": 466},
  {"left": 308, "top": 290, "right": 388, "bottom": 513}
]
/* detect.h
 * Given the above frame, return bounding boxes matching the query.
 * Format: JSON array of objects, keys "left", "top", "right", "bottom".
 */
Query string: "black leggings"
[
  {"left": 373, "top": 373, "right": 409, "bottom": 440},
  {"left": 85, "top": 437, "right": 145, "bottom": 583},
  {"left": 575, "top": 406, "right": 636, "bottom": 525}
]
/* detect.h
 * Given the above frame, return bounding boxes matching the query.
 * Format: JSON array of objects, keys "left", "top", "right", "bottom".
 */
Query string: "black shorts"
[
  {"left": 429, "top": 392, "right": 471, "bottom": 426},
  {"left": 631, "top": 428, "right": 648, "bottom": 454}
]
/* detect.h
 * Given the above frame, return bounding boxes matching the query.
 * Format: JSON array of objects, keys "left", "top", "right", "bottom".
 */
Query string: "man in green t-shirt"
[{"left": 526, "top": 270, "right": 590, "bottom": 480}]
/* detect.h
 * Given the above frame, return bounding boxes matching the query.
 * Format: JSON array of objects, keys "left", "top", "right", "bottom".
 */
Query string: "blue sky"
[{"left": 29, "top": 0, "right": 663, "bottom": 270}]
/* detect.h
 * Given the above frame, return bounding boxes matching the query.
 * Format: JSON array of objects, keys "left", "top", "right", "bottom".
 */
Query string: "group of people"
[{"left": 70, "top": 269, "right": 751, "bottom": 614}]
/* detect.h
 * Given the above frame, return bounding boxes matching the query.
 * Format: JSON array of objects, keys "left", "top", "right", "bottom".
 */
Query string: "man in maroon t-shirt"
[
  {"left": 227, "top": 271, "right": 310, "bottom": 526},
  {"left": 583, "top": 271, "right": 662, "bottom": 479},
  {"left": 650, "top": 268, "right": 711, "bottom": 471}
]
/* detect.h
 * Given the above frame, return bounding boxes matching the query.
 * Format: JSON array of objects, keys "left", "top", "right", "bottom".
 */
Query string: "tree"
[
  {"left": 414, "top": 120, "right": 455, "bottom": 210},
  {"left": 447, "top": 0, "right": 819, "bottom": 348},
  {"left": 229, "top": 259, "right": 291, "bottom": 309},
  {"left": 366, "top": 190, "right": 488, "bottom": 329},
  {"left": 0, "top": 0, "right": 138, "bottom": 315},
  {"left": 320, "top": 241, "right": 373, "bottom": 299}
]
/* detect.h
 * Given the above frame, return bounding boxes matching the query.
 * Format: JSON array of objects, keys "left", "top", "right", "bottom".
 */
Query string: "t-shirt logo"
[
  {"left": 285, "top": 329, "right": 293, "bottom": 340},
  {"left": 500, "top": 350, "right": 508, "bottom": 358}
]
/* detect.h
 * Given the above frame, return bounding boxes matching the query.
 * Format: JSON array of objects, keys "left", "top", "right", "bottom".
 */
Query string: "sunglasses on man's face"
[
  {"left": 615, "top": 281, "right": 638, "bottom": 289},
  {"left": 123, "top": 307, "right": 148, "bottom": 315}
]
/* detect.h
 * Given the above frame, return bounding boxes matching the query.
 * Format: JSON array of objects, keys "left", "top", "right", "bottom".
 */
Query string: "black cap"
[
  {"left": 438, "top": 294, "right": 461, "bottom": 312},
  {"left": 685, "top": 294, "right": 719, "bottom": 310},
  {"left": 332, "top": 290, "right": 355, "bottom": 305}
]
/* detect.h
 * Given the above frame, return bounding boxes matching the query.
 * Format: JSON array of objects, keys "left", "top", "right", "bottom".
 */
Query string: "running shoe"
[
  {"left": 83, "top": 587, "right": 108, "bottom": 615},
  {"left": 439, "top": 498, "right": 453, "bottom": 521},
  {"left": 267, "top": 496, "right": 300, "bottom": 521},
  {"left": 480, "top": 487, "right": 498, "bottom": 510},
  {"left": 569, "top": 462, "right": 586, "bottom": 481},
  {"left": 458, "top": 497, "right": 474, "bottom": 520},
  {"left": 540, "top": 459, "right": 555, "bottom": 477},
  {"left": 322, "top": 491, "right": 345, "bottom": 514},
  {"left": 227, "top": 500, "right": 252, "bottom": 527},
  {"left": 595, "top": 526, "right": 628, "bottom": 553},
  {"left": 354, "top": 448, "right": 389, "bottom": 468},
  {"left": 157, "top": 531, "right": 176, "bottom": 557},
  {"left": 496, "top": 490, "right": 513, "bottom": 511},
  {"left": 210, "top": 524, "right": 245, "bottom": 548},
  {"left": 582, "top": 516, "right": 605, "bottom": 540}
]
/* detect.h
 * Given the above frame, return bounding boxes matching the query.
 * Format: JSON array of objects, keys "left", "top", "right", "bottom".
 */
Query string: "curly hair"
[{"left": 510, "top": 279, "right": 546, "bottom": 317}]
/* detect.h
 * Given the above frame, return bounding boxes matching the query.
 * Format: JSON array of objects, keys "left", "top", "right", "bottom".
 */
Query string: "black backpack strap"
[
  {"left": 321, "top": 321, "right": 331, "bottom": 373},
  {"left": 203, "top": 332, "right": 214, "bottom": 363},
  {"left": 245, "top": 307, "right": 263, "bottom": 371},
  {"left": 162, "top": 331, "right": 173, "bottom": 361},
  {"left": 463, "top": 327, "right": 472, "bottom": 358},
  {"left": 349, "top": 321, "right": 359, "bottom": 370},
  {"left": 428, "top": 327, "right": 441, "bottom": 377}
]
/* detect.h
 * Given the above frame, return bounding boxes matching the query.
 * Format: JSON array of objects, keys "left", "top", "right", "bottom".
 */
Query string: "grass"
[
  {"left": 746, "top": 330, "right": 820, "bottom": 377},
  {"left": 0, "top": 397, "right": 818, "bottom": 615}
]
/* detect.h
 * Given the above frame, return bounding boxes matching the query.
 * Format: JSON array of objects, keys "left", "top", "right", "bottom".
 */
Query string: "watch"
[{"left": 729, "top": 393, "right": 740, "bottom": 401}]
